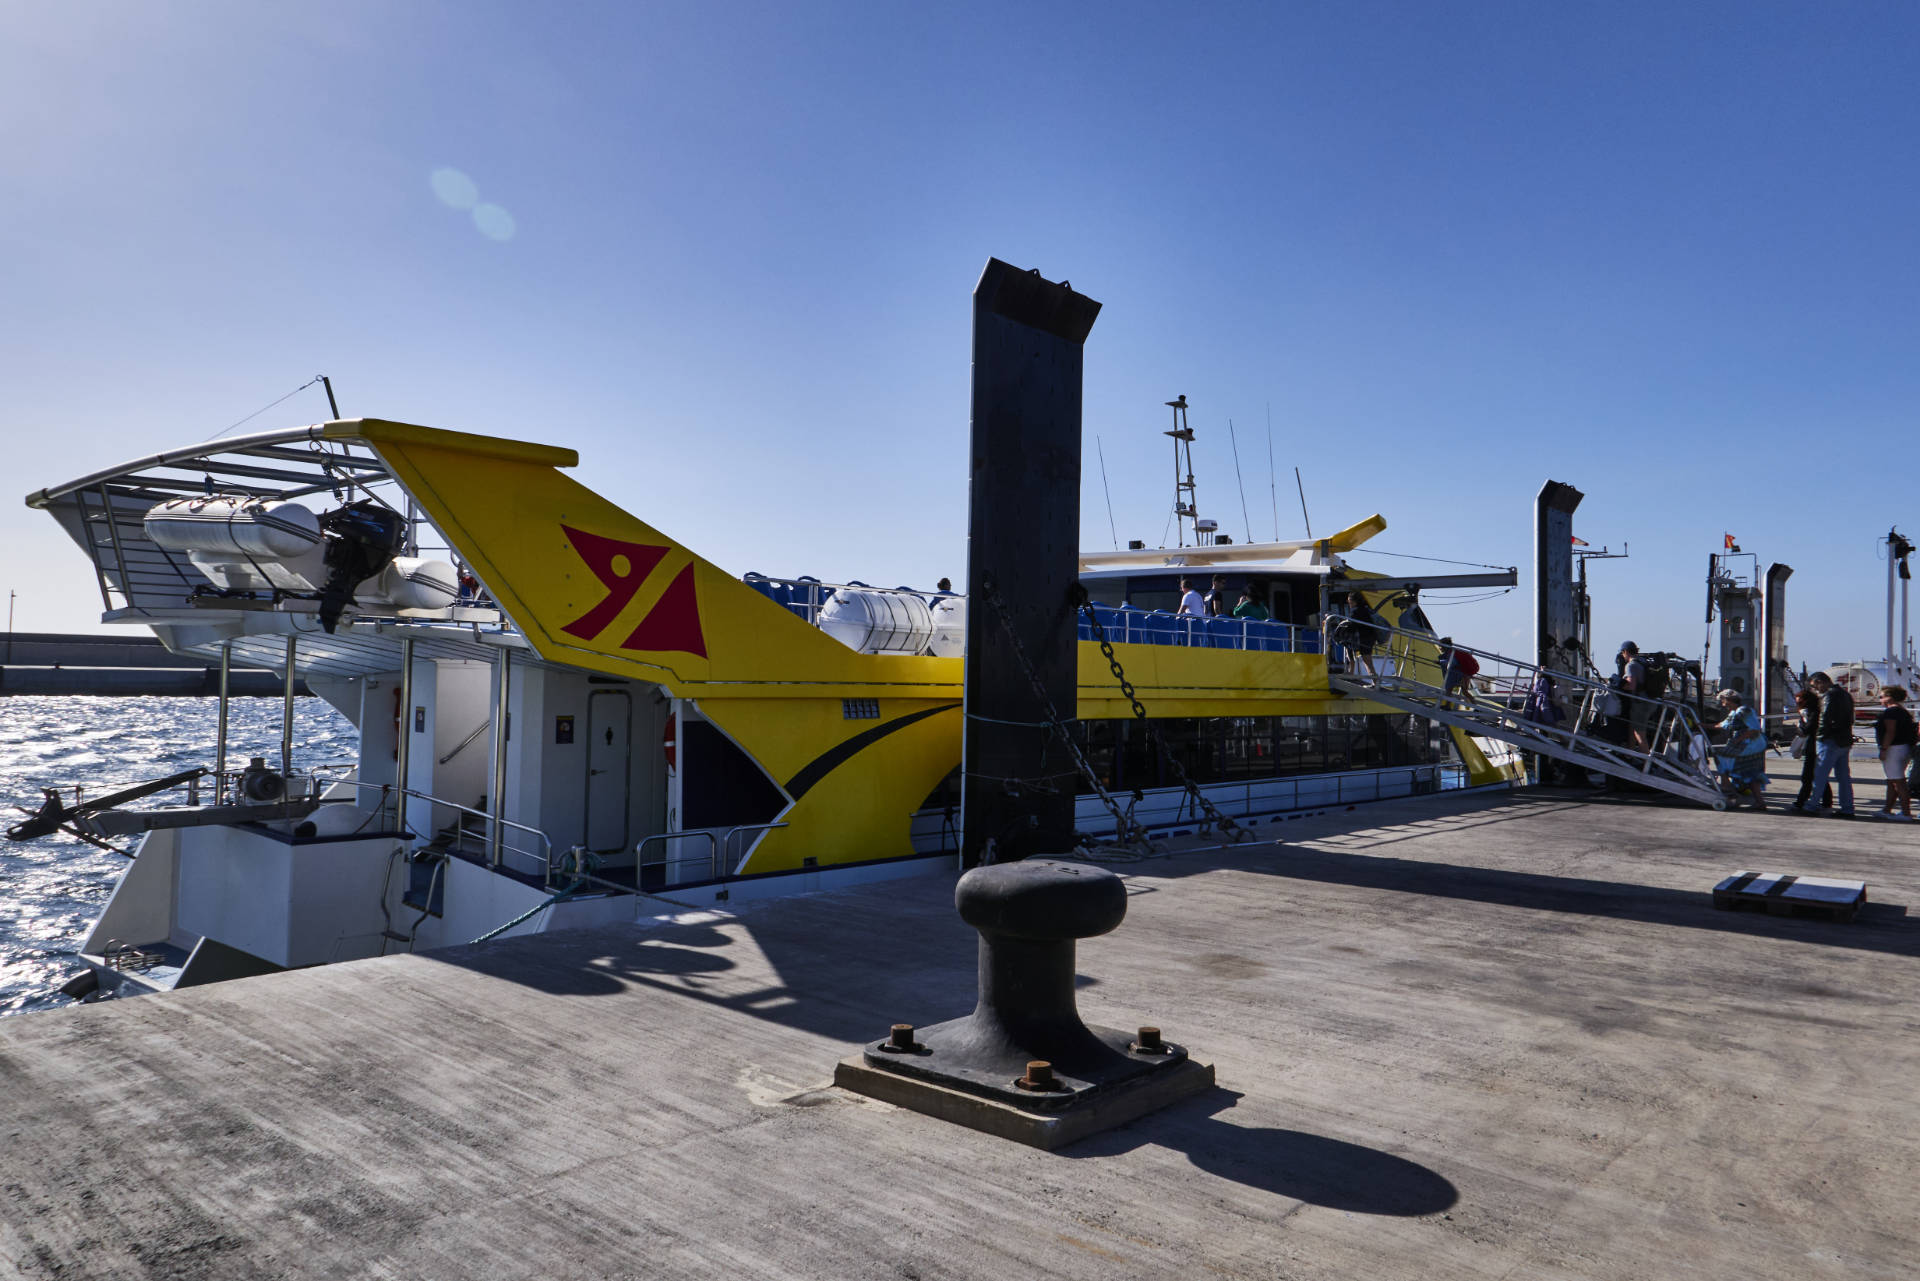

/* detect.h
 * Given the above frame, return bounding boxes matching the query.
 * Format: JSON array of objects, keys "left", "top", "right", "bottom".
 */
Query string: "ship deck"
[{"left": 3, "top": 764, "right": 1917, "bottom": 1279}]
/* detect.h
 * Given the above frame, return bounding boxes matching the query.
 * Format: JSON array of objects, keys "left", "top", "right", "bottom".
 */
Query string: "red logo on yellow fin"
[
  {"left": 622, "top": 564, "right": 706, "bottom": 657},
  {"left": 559, "top": 524, "right": 707, "bottom": 658}
]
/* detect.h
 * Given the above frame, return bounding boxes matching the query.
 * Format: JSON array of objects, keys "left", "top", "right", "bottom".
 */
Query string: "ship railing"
[
  {"left": 636, "top": 830, "right": 717, "bottom": 885},
  {"left": 1076, "top": 604, "right": 1316, "bottom": 655},
  {"left": 637, "top": 822, "right": 791, "bottom": 886},
  {"left": 741, "top": 574, "right": 950, "bottom": 627},
  {"left": 336, "top": 779, "right": 555, "bottom": 876}
]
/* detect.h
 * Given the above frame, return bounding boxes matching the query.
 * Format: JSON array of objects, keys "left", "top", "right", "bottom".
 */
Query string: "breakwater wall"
[{"left": 0, "top": 633, "right": 310, "bottom": 697}]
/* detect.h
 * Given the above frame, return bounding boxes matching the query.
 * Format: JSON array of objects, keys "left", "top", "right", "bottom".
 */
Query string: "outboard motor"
[
  {"left": 316, "top": 501, "right": 407, "bottom": 632},
  {"left": 237, "top": 757, "right": 287, "bottom": 803}
]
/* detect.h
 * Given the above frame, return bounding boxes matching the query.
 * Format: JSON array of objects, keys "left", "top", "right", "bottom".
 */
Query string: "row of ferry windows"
[
  {"left": 1068, "top": 714, "right": 1445, "bottom": 793},
  {"left": 918, "top": 714, "right": 1447, "bottom": 812}
]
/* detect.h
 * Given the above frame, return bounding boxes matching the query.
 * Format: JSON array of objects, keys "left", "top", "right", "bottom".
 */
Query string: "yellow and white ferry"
[{"left": 19, "top": 417, "right": 1506, "bottom": 996}]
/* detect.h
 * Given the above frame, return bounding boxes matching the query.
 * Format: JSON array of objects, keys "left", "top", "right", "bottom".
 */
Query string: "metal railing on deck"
[
  {"left": 638, "top": 822, "right": 790, "bottom": 885},
  {"left": 338, "top": 779, "right": 555, "bottom": 876}
]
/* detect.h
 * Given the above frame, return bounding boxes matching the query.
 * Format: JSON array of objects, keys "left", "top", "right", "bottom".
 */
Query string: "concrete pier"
[{"left": 1, "top": 775, "right": 1915, "bottom": 1279}]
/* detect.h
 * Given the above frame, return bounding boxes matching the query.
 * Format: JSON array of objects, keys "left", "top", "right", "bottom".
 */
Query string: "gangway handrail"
[
  {"left": 1330, "top": 618, "right": 1726, "bottom": 807},
  {"left": 1359, "top": 620, "right": 1712, "bottom": 736}
]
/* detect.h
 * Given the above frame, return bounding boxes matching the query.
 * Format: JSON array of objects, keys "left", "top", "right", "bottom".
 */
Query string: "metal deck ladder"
[{"left": 1330, "top": 623, "right": 1728, "bottom": 809}]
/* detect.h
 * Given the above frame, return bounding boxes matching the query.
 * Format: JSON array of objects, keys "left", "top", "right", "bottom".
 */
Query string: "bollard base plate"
[{"left": 835, "top": 1050, "right": 1214, "bottom": 1150}]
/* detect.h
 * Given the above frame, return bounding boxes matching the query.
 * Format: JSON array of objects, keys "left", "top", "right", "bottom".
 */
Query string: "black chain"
[
  {"left": 976, "top": 581, "right": 1152, "bottom": 851},
  {"left": 1077, "top": 590, "right": 1252, "bottom": 844}
]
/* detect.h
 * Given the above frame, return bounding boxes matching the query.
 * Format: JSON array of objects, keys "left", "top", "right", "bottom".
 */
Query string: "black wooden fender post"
[
  {"left": 833, "top": 262, "right": 1214, "bottom": 1149},
  {"left": 960, "top": 259, "right": 1101, "bottom": 869}
]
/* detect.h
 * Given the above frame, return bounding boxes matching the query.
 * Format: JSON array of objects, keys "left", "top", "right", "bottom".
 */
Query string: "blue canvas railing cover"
[{"left": 1076, "top": 603, "right": 1306, "bottom": 653}]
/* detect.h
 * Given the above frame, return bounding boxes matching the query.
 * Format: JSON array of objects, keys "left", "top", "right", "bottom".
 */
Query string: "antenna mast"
[
  {"left": 1227, "top": 418, "right": 1253, "bottom": 544},
  {"left": 1097, "top": 436, "right": 1118, "bottom": 550},
  {"left": 1165, "top": 395, "right": 1200, "bottom": 547}
]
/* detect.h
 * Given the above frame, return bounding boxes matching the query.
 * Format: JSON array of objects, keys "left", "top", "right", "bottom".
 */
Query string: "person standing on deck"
[
  {"left": 1232, "top": 590, "right": 1270, "bottom": 621},
  {"left": 1176, "top": 578, "right": 1205, "bottom": 616},
  {"left": 1790, "top": 688, "right": 1832, "bottom": 812},
  {"left": 1873, "top": 686, "right": 1916, "bottom": 820},
  {"left": 1204, "top": 575, "right": 1230, "bottom": 617},
  {"left": 1794, "top": 671, "right": 1856, "bottom": 817},
  {"left": 1619, "top": 642, "right": 1652, "bottom": 751}
]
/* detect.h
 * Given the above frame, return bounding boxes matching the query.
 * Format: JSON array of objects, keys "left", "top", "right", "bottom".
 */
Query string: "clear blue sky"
[{"left": 5, "top": 3, "right": 1917, "bottom": 672}]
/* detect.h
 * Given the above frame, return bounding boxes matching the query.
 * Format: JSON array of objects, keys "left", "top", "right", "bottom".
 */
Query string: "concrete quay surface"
[{"left": 2, "top": 778, "right": 1917, "bottom": 1279}]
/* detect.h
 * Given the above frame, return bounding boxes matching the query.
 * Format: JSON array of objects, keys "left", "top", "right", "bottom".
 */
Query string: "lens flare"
[
  {"left": 472, "top": 203, "right": 517, "bottom": 242},
  {"left": 428, "top": 168, "right": 480, "bottom": 211}
]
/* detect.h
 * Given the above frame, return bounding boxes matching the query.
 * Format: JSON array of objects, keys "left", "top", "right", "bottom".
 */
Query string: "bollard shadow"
[{"left": 1060, "top": 1088, "right": 1456, "bottom": 1215}]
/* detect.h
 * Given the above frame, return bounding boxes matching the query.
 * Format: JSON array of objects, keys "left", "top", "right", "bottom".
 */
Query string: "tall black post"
[
  {"left": 960, "top": 261, "right": 1101, "bottom": 868},
  {"left": 836, "top": 262, "right": 1210, "bottom": 1150},
  {"left": 1533, "top": 480, "right": 1584, "bottom": 670},
  {"left": 1763, "top": 563, "right": 1793, "bottom": 727}
]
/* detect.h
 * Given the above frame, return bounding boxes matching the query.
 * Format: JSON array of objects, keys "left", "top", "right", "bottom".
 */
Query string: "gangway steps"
[{"left": 1331, "top": 662, "right": 1727, "bottom": 809}]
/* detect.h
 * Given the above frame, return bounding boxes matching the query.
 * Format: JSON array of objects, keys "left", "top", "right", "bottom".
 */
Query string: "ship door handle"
[{"left": 589, "top": 768, "right": 607, "bottom": 776}]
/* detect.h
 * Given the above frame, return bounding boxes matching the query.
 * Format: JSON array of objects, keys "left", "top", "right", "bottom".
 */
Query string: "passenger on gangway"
[
  {"left": 1342, "top": 593, "right": 1384, "bottom": 677},
  {"left": 1438, "top": 638, "right": 1479, "bottom": 710}
]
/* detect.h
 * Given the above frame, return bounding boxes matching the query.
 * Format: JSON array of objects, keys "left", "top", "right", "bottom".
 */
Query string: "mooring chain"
[
  {"left": 975, "top": 581, "right": 1152, "bottom": 850},
  {"left": 1076, "top": 591, "right": 1253, "bottom": 844}
]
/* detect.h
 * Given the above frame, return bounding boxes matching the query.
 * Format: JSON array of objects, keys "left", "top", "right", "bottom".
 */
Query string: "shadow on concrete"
[
  {"left": 423, "top": 896, "right": 981, "bottom": 1047},
  {"left": 438, "top": 918, "right": 743, "bottom": 997},
  {"left": 1138, "top": 841, "right": 1918, "bottom": 958},
  {"left": 1064, "top": 1088, "right": 1457, "bottom": 1216}
]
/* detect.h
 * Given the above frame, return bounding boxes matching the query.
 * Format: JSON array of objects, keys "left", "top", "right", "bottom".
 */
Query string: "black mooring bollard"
[{"left": 944, "top": 859, "right": 1128, "bottom": 1075}]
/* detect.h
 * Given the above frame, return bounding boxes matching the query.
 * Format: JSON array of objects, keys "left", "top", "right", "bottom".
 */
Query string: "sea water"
[{"left": 0, "top": 696, "right": 358, "bottom": 1016}]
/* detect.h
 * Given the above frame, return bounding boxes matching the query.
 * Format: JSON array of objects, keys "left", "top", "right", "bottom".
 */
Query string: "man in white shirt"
[{"left": 1177, "top": 577, "right": 1205, "bottom": 616}]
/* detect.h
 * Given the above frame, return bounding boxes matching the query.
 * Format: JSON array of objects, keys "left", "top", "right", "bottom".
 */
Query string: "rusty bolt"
[
  {"left": 1016, "top": 1060, "right": 1062, "bottom": 1091},
  {"left": 1132, "top": 1026, "right": 1168, "bottom": 1054},
  {"left": 879, "top": 1023, "right": 922, "bottom": 1054}
]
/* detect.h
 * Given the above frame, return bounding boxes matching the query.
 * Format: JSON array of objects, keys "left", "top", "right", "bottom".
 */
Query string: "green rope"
[{"left": 469, "top": 878, "right": 586, "bottom": 944}]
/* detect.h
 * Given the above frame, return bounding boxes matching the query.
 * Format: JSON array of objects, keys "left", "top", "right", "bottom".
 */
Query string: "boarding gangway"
[{"left": 1329, "top": 623, "right": 1728, "bottom": 809}]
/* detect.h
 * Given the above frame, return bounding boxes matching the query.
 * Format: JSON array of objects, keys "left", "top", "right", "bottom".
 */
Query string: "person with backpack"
[
  {"left": 1438, "top": 637, "right": 1479, "bottom": 709},
  {"left": 1874, "top": 685, "right": 1916, "bottom": 820}
]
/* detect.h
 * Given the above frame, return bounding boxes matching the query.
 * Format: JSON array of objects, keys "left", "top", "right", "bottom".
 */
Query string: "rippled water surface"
[{"left": 0, "top": 696, "right": 357, "bottom": 1016}]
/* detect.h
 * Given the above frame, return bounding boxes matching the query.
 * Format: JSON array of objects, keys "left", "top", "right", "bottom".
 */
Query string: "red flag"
[{"left": 1724, "top": 533, "right": 1736, "bottom": 550}]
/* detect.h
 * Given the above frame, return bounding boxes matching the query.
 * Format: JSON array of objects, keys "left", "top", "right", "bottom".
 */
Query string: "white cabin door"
[{"left": 584, "top": 690, "right": 633, "bottom": 853}]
